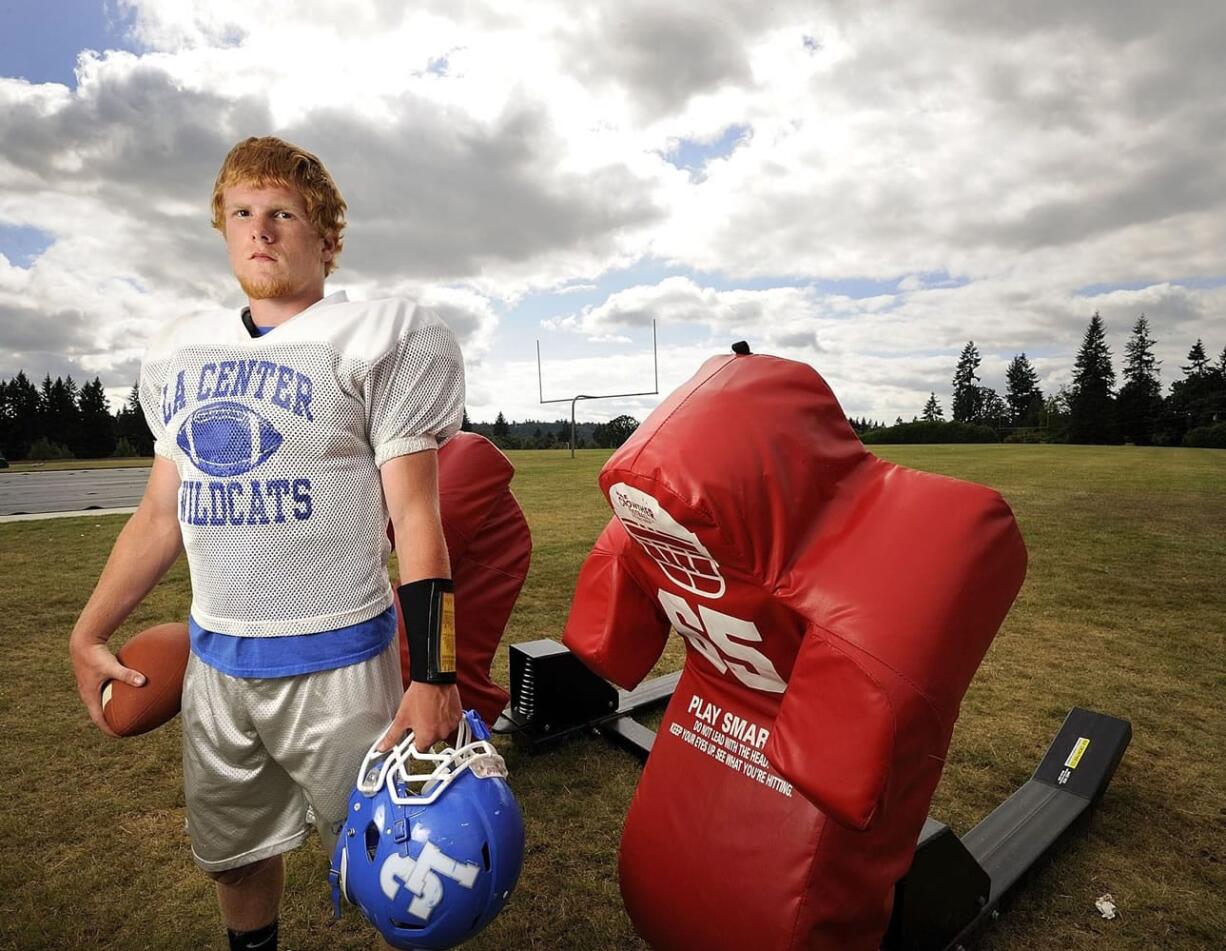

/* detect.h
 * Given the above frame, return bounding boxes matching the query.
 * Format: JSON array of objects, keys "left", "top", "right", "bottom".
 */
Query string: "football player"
[{"left": 68, "top": 136, "right": 465, "bottom": 951}]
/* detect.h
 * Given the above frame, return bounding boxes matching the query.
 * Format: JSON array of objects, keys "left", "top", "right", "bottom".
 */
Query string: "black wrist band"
[{"left": 397, "top": 578, "right": 457, "bottom": 684}]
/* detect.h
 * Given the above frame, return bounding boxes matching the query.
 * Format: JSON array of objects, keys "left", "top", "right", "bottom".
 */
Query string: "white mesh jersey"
[{"left": 139, "top": 291, "right": 464, "bottom": 637}]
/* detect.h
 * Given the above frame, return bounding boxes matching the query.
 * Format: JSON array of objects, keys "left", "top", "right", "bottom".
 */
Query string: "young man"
[{"left": 68, "top": 137, "right": 464, "bottom": 951}]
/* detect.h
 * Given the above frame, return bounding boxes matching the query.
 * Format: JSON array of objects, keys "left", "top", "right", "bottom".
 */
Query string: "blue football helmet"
[{"left": 330, "top": 710, "right": 525, "bottom": 950}]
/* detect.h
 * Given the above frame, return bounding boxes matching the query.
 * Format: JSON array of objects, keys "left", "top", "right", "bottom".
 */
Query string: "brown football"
[{"left": 101, "top": 622, "right": 190, "bottom": 737}]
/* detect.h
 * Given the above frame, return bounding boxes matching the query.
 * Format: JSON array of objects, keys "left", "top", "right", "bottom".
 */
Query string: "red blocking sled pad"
[
  {"left": 391, "top": 432, "right": 531, "bottom": 724},
  {"left": 563, "top": 351, "right": 1027, "bottom": 950}
]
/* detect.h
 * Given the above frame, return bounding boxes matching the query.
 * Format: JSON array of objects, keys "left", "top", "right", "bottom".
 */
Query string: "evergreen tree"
[
  {"left": 114, "top": 382, "right": 154, "bottom": 455},
  {"left": 951, "top": 341, "right": 982, "bottom": 423},
  {"left": 1117, "top": 315, "right": 1163, "bottom": 445},
  {"left": 1068, "top": 312, "right": 1119, "bottom": 444},
  {"left": 43, "top": 375, "right": 83, "bottom": 453},
  {"left": 460, "top": 409, "right": 473, "bottom": 432},
  {"left": 1211, "top": 345, "right": 1226, "bottom": 427},
  {"left": 492, "top": 411, "right": 509, "bottom": 436},
  {"left": 1167, "top": 338, "right": 1224, "bottom": 437},
  {"left": 77, "top": 377, "right": 117, "bottom": 458},
  {"left": 2, "top": 371, "right": 42, "bottom": 458},
  {"left": 921, "top": 392, "right": 944, "bottom": 422},
  {"left": 1215, "top": 345, "right": 1226, "bottom": 420},
  {"left": 38, "top": 373, "right": 53, "bottom": 444},
  {"left": 1004, "top": 353, "right": 1044, "bottom": 427},
  {"left": 1123, "top": 315, "right": 1161, "bottom": 385},
  {"left": 1183, "top": 339, "right": 1210, "bottom": 377},
  {"left": 0, "top": 379, "right": 10, "bottom": 456}
]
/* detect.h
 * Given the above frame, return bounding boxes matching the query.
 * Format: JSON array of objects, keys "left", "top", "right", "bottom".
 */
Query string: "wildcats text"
[{"left": 179, "top": 478, "right": 312, "bottom": 526}]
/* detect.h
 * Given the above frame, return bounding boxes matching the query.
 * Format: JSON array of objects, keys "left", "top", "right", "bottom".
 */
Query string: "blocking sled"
[{"left": 498, "top": 346, "right": 1132, "bottom": 950}]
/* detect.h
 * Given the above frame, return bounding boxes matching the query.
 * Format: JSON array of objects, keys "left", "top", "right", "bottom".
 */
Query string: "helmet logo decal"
[
  {"left": 609, "top": 482, "right": 726, "bottom": 599},
  {"left": 380, "top": 840, "right": 480, "bottom": 921}
]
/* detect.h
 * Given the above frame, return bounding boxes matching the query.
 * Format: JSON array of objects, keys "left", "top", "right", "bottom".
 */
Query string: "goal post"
[{"left": 537, "top": 319, "right": 659, "bottom": 458}]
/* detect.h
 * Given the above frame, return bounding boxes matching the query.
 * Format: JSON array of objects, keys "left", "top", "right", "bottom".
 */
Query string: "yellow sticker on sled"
[{"left": 1064, "top": 737, "right": 1090, "bottom": 769}]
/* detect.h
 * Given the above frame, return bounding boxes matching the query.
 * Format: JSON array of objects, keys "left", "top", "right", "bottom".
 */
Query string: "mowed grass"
[
  {"left": 5, "top": 457, "right": 154, "bottom": 472},
  {"left": 0, "top": 444, "right": 1222, "bottom": 950}
]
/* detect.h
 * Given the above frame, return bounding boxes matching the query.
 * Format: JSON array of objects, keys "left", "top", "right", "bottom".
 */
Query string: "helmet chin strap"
[
  {"left": 330, "top": 844, "right": 349, "bottom": 918},
  {"left": 355, "top": 710, "right": 507, "bottom": 807}
]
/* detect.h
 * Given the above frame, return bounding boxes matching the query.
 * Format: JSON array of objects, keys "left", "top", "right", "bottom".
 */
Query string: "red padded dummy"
[
  {"left": 390, "top": 432, "right": 531, "bottom": 724},
  {"left": 563, "top": 353, "right": 1026, "bottom": 950}
]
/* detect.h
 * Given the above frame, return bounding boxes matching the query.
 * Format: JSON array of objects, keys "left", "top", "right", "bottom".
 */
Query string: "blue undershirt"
[
  {"left": 189, "top": 606, "right": 397, "bottom": 678},
  {"left": 188, "top": 320, "right": 398, "bottom": 678}
]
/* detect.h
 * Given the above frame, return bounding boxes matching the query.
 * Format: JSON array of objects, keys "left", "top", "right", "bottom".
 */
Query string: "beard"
[{"left": 238, "top": 272, "right": 297, "bottom": 300}]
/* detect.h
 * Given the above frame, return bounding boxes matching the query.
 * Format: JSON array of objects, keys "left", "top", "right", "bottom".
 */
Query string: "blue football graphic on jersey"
[{"left": 176, "top": 401, "right": 283, "bottom": 477}]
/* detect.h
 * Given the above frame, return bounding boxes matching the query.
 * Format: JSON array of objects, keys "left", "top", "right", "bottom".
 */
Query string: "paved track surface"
[{"left": 0, "top": 468, "right": 149, "bottom": 516}]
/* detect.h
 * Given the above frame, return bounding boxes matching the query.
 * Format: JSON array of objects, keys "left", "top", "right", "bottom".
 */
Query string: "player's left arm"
[{"left": 377, "top": 449, "right": 462, "bottom": 752}]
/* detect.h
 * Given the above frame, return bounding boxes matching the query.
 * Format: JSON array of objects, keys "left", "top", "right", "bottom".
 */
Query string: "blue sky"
[
  {"left": 0, "top": 224, "right": 53, "bottom": 266},
  {"left": 663, "top": 124, "right": 750, "bottom": 179},
  {"left": 0, "top": 0, "right": 138, "bottom": 88},
  {"left": 2, "top": 2, "right": 1223, "bottom": 423}
]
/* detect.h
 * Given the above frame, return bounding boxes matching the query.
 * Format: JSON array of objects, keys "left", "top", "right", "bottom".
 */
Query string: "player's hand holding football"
[
  {"left": 69, "top": 635, "right": 146, "bottom": 737},
  {"left": 378, "top": 681, "right": 462, "bottom": 753}
]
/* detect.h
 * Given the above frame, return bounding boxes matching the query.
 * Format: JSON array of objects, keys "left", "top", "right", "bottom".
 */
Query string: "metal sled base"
[
  {"left": 494, "top": 640, "right": 1132, "bottom": 951},
  {"left": 882, "top": 706, "right": 1132, "bottom": 950}
]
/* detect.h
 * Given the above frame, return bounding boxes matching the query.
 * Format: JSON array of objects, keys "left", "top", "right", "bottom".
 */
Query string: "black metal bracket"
[{"left": 493, "top": 639, "right": 677, "bottom": 753}]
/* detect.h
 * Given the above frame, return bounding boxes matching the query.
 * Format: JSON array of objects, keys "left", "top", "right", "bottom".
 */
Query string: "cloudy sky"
[{"left": 2, "top": 1, "right": 1223, "bottom": 424}]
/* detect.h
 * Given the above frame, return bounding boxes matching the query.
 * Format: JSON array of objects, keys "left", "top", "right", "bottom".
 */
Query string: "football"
[
  {"left": 177, "top": 400, "right": 283, "bottom": 477},
  {"left": 101, "top": 622, "right": 191, "bottom": 737}
]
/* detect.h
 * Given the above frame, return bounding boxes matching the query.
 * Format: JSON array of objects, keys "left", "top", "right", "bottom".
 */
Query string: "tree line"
[
  {"left": 467, "top": 412, "right": 640, "bottom": 450},
  {"left": 0, "top": 373, "right": 152, "bottom": 461},
  {"left": 853, "top": 314, "right": 1225, "bottom": 447},
  {"left": 0, "top": 376, "right": 639, "bottom": 461},
  {"left": 5, "top": 314, "right": 1221, "bottom": 461}
]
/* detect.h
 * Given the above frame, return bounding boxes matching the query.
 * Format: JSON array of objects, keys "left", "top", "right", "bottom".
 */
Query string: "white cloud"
[
  {"left": 544, "top": 276, "right": 822, "bottom": 350},
  {"left": 1, "top": 1, "right": 1223, "bottom": 429}
]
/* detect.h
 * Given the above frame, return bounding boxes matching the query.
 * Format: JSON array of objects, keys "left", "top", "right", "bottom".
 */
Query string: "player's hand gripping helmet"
[{"left": 330, "top": 710, "right": 525, "bottom": 950}]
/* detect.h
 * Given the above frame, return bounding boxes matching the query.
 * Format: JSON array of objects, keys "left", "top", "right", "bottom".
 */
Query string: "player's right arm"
[{"left": 68, "top": 455, "right": 184, "bottom": 736}]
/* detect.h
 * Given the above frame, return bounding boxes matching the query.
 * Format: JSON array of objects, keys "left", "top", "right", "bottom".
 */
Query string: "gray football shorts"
[{"left": 181, "top": 640, "right": 403, "bottom": 872}]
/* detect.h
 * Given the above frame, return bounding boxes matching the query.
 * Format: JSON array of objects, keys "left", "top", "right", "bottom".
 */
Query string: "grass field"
[
  {"left": 1, "top": 445, "right": 1222, "bottom": 950},
  {"left": 4, "top": 457, "right": 154, "bottom": 472}
]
